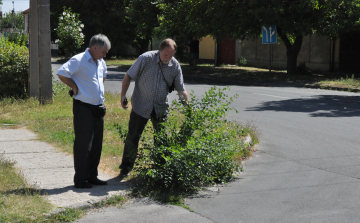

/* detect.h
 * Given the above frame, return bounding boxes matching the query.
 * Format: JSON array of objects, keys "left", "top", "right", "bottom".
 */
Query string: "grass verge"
[
  {"left": 317, "top": 74, "right": 360, "bottom": 91},
  {"left": 0, "top": 155, "right": 53, "bottom": 222},
  {"left": 0, "top": 79, "right": 257, "bottom": 218},
  {"left": 0, "top": 154, "right": 128, "bottom": 222}
]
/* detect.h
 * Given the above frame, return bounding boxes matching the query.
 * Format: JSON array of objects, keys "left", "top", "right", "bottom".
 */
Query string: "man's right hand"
[
  {"left": 69, "top": 87, "right": 78, "bottom": 97},
  {"left": 120, "top": 73, "right": 131, "bottom": 110},
  {"left": 121, "top": 97, "right": 128, "bottom": 109}
]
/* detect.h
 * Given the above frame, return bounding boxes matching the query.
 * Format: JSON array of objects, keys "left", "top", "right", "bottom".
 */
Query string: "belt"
[{"left": 73, "top": 99, "right": 102, "bottom": 107}]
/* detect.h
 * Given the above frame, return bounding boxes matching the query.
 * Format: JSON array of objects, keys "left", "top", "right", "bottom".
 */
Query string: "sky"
[{"left": 1, "top": 0, "right": 29, "bottom": 15}]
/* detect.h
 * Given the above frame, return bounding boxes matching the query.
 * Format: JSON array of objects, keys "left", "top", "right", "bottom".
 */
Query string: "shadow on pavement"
[
  {"left": 42, "top": 176, "right": 130, "bottom": 197},
  {"left": 246, "top": 95, "right": 360, "bottom": 117}
]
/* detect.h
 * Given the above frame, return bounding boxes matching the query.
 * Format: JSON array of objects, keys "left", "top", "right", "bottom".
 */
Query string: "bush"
[
  {"left": 132, "top": 86, "right": 250, "bottom": 200},
  {"left": 7, "top": 31, "right": 29, "bottom": 47},
  {"left": 236, "top": 57, "right": 247, "bottom": 66},
  {"left": 0, "top": 36, "right": 29, "bottom": 98},
  {"left": 55, "top": 7, "right": 85, "bottom": 55}
]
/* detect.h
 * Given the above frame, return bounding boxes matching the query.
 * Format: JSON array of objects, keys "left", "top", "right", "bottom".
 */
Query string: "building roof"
[{"left": 22, "top": 8, "right": 30, "bottom": 14}]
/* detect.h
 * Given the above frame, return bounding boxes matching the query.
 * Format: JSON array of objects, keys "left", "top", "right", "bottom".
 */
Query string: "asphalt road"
[
  {"left": 52, "top": 62, "right": 360, "bottom": 222},
  {"left": 182, "top": 85, "right": 360, "bottom": 222}
]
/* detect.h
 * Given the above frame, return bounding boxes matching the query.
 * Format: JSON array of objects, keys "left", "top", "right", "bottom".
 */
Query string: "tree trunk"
[
  {"left": 286, "top": 47, "right": 300, "bottom": 74},
  {"left": 138, "top": 38, "right": 150, "bottom": 55},
  {"left": 277, "top": 27, "right": 303, "bottom": 74}
]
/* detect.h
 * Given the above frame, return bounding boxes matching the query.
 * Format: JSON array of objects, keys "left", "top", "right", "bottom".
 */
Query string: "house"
[
  {"left": 199, "top": 32, "right": 360, "bottom": 73},
  {"left": 236, "top": 34, "right": 340, "bottom": 72},
  {"left": 23, "top": 8, "right": 58, "bottom": 55},
  {"left": 21, "top": 8, "right": 30, "bottom": 33},
  {"left": 118, "top": 33, "right": 359, "bottom": 73}
]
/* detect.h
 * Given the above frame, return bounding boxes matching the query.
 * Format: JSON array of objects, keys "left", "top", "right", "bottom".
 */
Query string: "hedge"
[{"left": 0, "top": 36, "right": 29, "bottom": 98}]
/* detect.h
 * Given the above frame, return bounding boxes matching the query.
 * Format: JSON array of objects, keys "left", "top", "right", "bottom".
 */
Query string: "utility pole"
[
  {"left": 29, "top": 0, "right": 52, "bottom": 104},
  {"left": 11, "top": 1, "right": 15, "bottom": 29},
  {"left": 0, "top": 6, "right": 3, "bottom": 25}
]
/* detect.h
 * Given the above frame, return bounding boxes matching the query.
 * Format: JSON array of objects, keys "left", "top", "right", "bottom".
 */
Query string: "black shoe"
[
  {"left": 74, "top": 182, "right": 93, "bottom": 189},
  {"left": 119, "top": 169, "right": 130, "bottom": 177},
  {"left": 88, "top": 178, "right": 107, "bottom": 185}
]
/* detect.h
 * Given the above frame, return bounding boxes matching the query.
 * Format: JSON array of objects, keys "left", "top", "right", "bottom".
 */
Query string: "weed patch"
[{"left": 132, "top": 87, "right": 252, "bottom": 201}]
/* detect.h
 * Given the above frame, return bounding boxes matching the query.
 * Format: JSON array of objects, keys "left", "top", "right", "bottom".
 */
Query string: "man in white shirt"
[{"left": 57, "top": 34, "right": 110, "bottom": 189}]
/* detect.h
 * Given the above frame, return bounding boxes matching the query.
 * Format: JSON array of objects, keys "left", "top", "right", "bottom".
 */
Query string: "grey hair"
[{"left": 89, "top": 34, "right": 111, "bottom": 50}]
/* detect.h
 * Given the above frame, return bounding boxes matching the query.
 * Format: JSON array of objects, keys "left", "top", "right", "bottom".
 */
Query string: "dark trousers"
[
  {"left": 73, "top": 99, "right": 104, "bottom": 184},
  {"left": 120, "top": 109, "right": 166, "bottom": 171}
]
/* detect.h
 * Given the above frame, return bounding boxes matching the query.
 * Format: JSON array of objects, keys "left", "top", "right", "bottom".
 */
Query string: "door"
[{"left": 218, "top": 38, "right": 236, "bottom": 65}]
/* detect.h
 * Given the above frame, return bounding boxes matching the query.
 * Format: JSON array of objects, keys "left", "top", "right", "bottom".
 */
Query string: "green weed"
[
  {"left": 319, "top": 74, "right": 360, "bottom": 90},
  {"left": 132, "top": 86, "right": 252, "bottom": 201}
]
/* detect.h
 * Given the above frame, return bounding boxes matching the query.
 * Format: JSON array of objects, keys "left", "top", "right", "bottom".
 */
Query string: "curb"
[
  {"left": 303, "top": 84, "right": 360, "bottom": 93},
  {"left": 48, "top": 190, "right": 129, "bottom": 215}
]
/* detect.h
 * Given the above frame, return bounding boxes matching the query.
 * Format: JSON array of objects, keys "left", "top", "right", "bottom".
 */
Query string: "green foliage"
[
  {"left": 125, "top": 0, "right": 160, "bottom": 54},
  {"left": 132, "top": 87, "right": 250, "bottom": 200},
  {"left": 315, "top": 0, "right": 360, "bottom": 39},
  {"left": 0, "top": 11, "right": 25, "bottom": 30},
  {"left": 55, "top": 7, "right": 85, "bottom": 55},
  {"left": 158, "top": 0, "right": 360, "bottom": 74},
  {"left": 6, "top": 30, "right": 28, "bottom": 47},
  {"left": 341, "top": 74, "right": 356, "bottom": 83},
  {"left": 93, "top": 195, "right": 127, "bottom": 208},
  {"left": 236, "top": 57, "right": 247, "bottom": 67},
  {"left": 50, "top": 0, "right": 133, "bottom": 57},
  {"left": 0, "top": 36, "right": 29, "bottom": 98},
  {"left": 320, "top": 74, "right": 360, "bottom": 88},
  {"left": 46, "top": 208, "right": 84, "bottom": 222}
]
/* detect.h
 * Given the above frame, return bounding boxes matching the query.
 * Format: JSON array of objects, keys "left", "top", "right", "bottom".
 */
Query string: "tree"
[
  {"left": 0, "top": 11, "right": 25, "bottom": 30},
  {"left": 50, "top": 0, "right": 135, "bottom": 57},
  {"left": 158, "top": 0, "right": 360, "bottom": 74},
  {"left": 125, "top": 0, "right": 160, "bottom": 54}
]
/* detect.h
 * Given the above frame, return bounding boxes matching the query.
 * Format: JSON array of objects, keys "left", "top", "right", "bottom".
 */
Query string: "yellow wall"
[{"left": 199, "top": 36, "right": 215, "bottom": 60}]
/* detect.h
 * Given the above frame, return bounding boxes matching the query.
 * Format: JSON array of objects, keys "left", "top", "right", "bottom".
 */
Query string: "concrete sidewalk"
[
  {"left": 1, "top": 127, "right": 216, "bottom": 222},
  {"left": 0, "top": 128, "right": 129, "bottom": 210}
]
